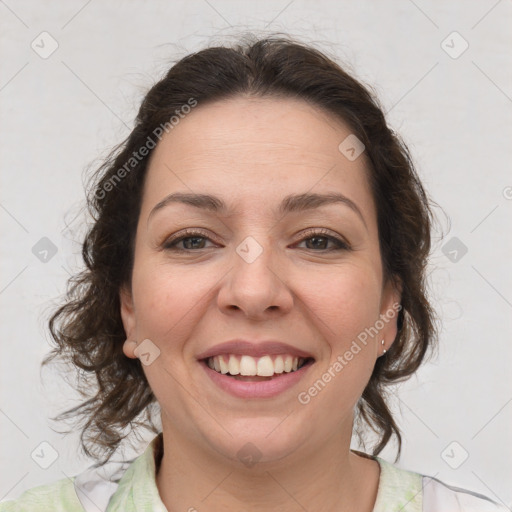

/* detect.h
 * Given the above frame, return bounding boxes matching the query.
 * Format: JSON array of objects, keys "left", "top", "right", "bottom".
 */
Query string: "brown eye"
[
  {"left": 296, "top": 229, "right": 350, "bottom": 252},
  {"left": 163, "top": 229, "right": 218, "bottom": 251}
]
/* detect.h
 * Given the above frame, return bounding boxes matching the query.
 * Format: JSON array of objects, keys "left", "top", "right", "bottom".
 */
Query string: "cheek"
[
  {"left": 298, "top": 262, "right": 382, "bottom": 344},
  {"left": 131, "top": 261, "right": 209, "bottom": 344},
  {"left": 318, "top": 268, "right": 381, "bottom": 395},
  {"left": 296, "top": 263, "right": 380, "bottom": 403},
  {"left": 130, "top": 264, "right": 210, "bottom": 401}
]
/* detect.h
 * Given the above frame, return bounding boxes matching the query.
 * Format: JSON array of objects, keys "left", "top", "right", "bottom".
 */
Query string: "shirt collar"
[
  {"left": 106, "top": 432, "right": 167, "bottom": 511},
  {"left": 105, "top": 434, "right": 422, "bottom": 512}
]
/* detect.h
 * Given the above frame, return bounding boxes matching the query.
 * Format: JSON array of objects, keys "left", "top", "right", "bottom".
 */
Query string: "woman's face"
[{"left": 120, "top": 96, "right": 401, "bottom": 465}]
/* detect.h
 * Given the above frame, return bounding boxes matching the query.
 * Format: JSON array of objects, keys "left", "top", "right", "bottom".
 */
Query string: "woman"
[{"left": 1, "top": 36, "right": 506, "bottom": 511}]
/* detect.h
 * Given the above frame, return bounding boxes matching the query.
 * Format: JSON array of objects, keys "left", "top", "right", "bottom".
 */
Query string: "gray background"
[{"left": 1, "top": 0, "right": 511, "bottom": 507}]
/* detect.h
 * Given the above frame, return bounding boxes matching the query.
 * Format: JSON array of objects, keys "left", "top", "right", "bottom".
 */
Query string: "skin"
[{"left": 120, "top": 96, "right": 401, "bottom": 512}]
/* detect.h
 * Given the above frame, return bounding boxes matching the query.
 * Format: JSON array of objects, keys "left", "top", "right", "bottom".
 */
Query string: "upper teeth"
[{"left": 207, "top": 355, "right": 305, "bottom": 376}]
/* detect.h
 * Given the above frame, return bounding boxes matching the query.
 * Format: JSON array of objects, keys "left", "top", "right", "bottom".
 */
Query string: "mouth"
[
  {"left": 199, "top": 353, "right": 315, "bottom": 398},
  {"left": 196, "top": 340, "right": 316, "bottom": 398},
  {"left": 202, "top": 354, "right": 315, "bottom": 381}
]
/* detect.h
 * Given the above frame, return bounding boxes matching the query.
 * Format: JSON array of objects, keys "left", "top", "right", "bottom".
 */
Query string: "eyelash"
[{"left": 162, "top": 228, "right": 350, "bottom": 252}]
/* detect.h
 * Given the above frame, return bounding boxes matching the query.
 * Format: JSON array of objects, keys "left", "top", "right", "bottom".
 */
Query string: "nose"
[{"left": 216, "top": 238, "right": 294, "bottom": 321}]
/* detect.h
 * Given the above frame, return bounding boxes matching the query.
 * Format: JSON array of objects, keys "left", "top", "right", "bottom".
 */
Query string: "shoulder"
[
  {"left": 0, "top": 459, "right": 132, "bottom": 512},
  {"left": 372, "top": 456, "right": 507, "bottom": 512},
  {"left": 0, "top": 435, "right": 162, "bottom": 512},
  {"left": 0, "top": 476, "right": 84, "bottom": 512},
  {"left": 421, "top": 475, "right": 509, "bottom": 512}
]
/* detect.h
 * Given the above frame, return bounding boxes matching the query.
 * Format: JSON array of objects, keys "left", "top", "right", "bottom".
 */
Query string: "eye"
[
  {"left": 162, "top": 228, "right": 351, "bottom": 252},
  {"left": 162, "top": 229, "right": 219, "bottom": 251},
  {"left": 295, "top": 228, "right": 350, "bottom": 252}
]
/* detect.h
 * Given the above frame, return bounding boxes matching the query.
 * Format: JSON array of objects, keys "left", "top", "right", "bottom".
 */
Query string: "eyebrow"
[{"left": 148, "top": 191, "right": 367, "bottom": 230}]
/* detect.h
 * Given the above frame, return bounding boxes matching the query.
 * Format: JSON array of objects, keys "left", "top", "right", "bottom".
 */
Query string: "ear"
[
  {"left": 379, "top": 276, "right": 402, "bottom": 350},
  {"left": 120, "top": 284, "right": 138, "bottom": 359}
]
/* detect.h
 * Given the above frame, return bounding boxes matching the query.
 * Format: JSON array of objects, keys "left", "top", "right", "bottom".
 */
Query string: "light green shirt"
[{"left": 0, "top": 434, "right": 506, "bottom": 511}]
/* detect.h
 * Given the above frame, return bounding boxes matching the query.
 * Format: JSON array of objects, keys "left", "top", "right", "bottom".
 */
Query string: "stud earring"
[{"left": 381, "top": 339, "right": 386, "bottom": 354}]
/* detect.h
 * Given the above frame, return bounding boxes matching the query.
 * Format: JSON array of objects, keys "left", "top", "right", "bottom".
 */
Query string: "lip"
[
  {"left": 200, "top": 358, "right": 315, "bottom": 399},
  {"left": 196, "top": 340, "right": 315, "bottom": 360}
]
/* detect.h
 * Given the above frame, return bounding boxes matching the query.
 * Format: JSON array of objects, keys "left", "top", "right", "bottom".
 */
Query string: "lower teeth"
[{"left": 231, "top": 375, "right": 274, "bottom": 381}]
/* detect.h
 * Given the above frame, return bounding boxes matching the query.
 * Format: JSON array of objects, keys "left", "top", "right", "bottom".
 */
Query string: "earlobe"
[
  {"left": 123, "top": 339, "right": 138, "bottom": 359},
  {"left": 119, "top": 285, "right": 138, "bottom": 358},
  {"left": 379, "top": 276, "right": 403, "bottom": 354}
]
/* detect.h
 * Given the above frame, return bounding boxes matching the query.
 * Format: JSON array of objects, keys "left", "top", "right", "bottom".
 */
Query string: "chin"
[{"left": 205, "top": 418, "right": 309, "bottom": 467}]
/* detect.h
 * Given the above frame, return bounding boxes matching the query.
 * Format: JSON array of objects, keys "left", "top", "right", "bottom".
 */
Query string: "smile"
[
  {"left": 206, "top": 354, "right": 311, "bottom": 378},
  {"left": 200, "top": 355, "right": 315, "bottom": 398}
]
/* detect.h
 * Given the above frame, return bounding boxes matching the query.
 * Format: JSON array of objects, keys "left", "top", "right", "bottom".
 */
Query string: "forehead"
[
  {"left": 151, "top": 96, "right": 356, "bottom": 168},
  {"left": 141, "top": 96, "right": 376, "bottom": 225}
]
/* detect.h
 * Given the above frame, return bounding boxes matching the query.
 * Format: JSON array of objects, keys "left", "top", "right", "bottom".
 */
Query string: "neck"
[{"left": 155, "top": 424, "right": 380, "bottom": 512}]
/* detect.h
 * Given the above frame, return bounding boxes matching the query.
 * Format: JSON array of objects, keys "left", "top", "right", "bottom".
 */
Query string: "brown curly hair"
[{"left": 43, "top": 34, "right": 440, "bottom": 465}]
